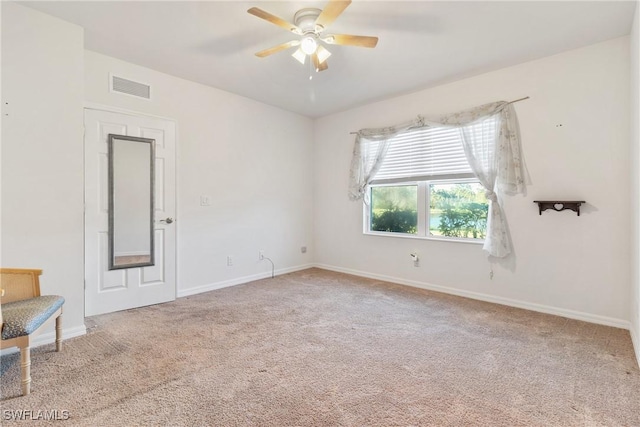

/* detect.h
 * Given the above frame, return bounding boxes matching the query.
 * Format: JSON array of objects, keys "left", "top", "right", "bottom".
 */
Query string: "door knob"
[{"left": 159, "top": 217, "right": 174, "bottom": 224}]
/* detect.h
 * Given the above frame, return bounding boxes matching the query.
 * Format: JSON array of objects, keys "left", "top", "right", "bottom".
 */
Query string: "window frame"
[{"left": 364, "top": 178, "right": 486, "bottom": 244}]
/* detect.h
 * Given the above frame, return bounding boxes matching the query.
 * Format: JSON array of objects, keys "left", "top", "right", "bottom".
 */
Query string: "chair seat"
[{"left": 1, "top": 295, "right": 65, "bottom": 340}]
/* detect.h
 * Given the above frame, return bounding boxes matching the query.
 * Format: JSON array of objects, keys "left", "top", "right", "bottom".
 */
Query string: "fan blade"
[
  {"left": 323, "top": 34, "right": 378, "bottom": 48},
  {"left": 315, "top": 0, "right": 351, "bottom": 30},
  {"left": 255, "top": 40, "right": 300, "bottom": 58},
  {"left": 311, "top": 53, "right": 329, "bottom": 72},
  {"left": 248, "top": 7, "right": 301, "bottom": 35}
]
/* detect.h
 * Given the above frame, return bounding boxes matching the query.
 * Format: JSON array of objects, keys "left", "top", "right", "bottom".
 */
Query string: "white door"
[{"left": 84, "top": 108, "right": 176, "bottom": 316}]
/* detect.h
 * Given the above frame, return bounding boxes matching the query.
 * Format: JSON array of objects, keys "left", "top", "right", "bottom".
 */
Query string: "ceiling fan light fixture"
[
  {"left": 292, "top": 47, "right": 306, "bottom": 64},
  {"left": 316, "top": 45, "right": 331, "bottom": 64},
  {"left": 300, "top": 36, "right": 318, "bottom": 55}
]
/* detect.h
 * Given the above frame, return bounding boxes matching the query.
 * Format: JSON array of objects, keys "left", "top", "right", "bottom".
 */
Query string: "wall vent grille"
[{"left": 111, "top": 76, "right": 151, "bottom": 99}]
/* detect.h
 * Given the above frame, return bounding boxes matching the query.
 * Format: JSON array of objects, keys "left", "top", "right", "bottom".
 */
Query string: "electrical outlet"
[
  {"left": 259, "top": 251, "right": 264, "bottom": 260},
  {"left": 300, "top": 246, "right": 307, "bottom": 254},
  {"left": 410, "top": 252, "right": 419, "bottom": 267},
  {"left": 227, "top": 256, "right": 233, "bottom": 266}
]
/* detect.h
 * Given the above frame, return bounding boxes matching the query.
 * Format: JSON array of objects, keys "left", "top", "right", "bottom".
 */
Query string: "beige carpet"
[{"left": 1, "top": 268, "right": 639, "bottom": 426}]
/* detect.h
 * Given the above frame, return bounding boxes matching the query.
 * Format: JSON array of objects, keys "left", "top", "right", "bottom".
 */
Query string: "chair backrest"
[
  {"left": 0, "top": 268, "right": 42, "bottom": 304},
  {"left": 0, "top": 269, "right": 43, "bottom": 334}
]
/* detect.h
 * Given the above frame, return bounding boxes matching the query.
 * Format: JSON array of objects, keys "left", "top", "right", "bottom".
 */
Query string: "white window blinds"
[{"left": 369, "top": 117, "right": 497, "bottom": 184}]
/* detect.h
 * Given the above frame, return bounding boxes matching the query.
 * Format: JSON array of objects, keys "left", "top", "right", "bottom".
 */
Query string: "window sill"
[{"left": 364, "top": 231, "right": 484, "bottom": 245}]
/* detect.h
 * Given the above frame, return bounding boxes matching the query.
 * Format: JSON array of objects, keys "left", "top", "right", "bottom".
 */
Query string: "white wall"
[
  {"left": 84, "top": 51, "right": 315, "bottom": 296},
  {"left": 1, "top": 3, "right": 85, "bottom": 336},
  {"left": 315, "top": 37, "right": 631, "bottom": 327},
  {"left": 630, "top": 1, "right": 640, "bottom": 366}
]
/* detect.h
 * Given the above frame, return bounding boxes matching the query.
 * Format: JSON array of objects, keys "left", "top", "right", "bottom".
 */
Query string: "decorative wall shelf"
[{"left": 533, "top": 201, "right": 586, "bottom": 216}]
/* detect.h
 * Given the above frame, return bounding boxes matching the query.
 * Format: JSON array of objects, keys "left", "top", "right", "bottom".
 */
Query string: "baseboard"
[
  {"left": 0, "top": 324, "right": 87, "bottom": 356},
  {"left": 177, "top": 263, "right": 315, "bottom": 298},
  {"left": 314, "top": 263, "right": 630, "bottom": 330},
  {"left": 631, "top": 325, "right": 640, "bottom": 369}
]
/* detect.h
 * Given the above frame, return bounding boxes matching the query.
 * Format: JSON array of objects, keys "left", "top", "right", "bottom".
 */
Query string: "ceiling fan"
[{"left": 248, "top": 0, "right": 378, "bottom": 73}]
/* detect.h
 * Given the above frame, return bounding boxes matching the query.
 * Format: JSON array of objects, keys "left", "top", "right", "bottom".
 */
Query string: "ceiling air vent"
[{"left": 110, "top": 75, "right": 151, "bottom": 100}]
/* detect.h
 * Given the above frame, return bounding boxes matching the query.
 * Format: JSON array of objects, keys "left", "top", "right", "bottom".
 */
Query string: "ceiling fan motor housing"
[{"left": 294, "top": 8, "right": 322, "bottom": 34}]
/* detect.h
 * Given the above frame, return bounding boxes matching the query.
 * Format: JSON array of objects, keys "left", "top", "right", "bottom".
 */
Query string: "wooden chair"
[{"left": 0, "top": 268, "right": 64, "bottom": 396}]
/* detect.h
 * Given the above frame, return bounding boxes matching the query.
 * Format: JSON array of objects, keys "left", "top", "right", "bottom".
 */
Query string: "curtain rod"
[{"left": 349, "top": 96, "right": 530, "bottom": 135}]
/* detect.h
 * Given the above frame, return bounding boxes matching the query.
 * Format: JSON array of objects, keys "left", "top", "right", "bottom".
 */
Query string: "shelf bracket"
[{"left": 533, "top": 201, "right": 586, "bottom": 216}]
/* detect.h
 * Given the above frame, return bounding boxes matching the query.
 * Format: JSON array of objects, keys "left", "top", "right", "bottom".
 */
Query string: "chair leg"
[
  {"left": 55, "top": 312, "right": 63, "bottom": 352},
  {"left": 20, "top": 345, "right": 31, "bottom": 396}
]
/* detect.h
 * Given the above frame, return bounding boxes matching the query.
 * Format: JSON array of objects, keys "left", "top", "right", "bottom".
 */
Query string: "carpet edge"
[
  {"left": 0, "top": 324, "right": 87, "bottom": 356},
  {"left": 176, "top": 263, "right": 315, "bottom": 298},
  {"left": 314, "top": 263, "right": 630, "bottom": 330}
]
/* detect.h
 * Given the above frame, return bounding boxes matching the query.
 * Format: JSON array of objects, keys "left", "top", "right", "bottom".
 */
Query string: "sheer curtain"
[
  {"left": 458, "top": 103, "right": 526, "bottom": 257},
  {"left": 348, "top": 101, "right": 527, "bottom": 257},
  {"left": 348, "top": 117, "right": 424, "bottom": 202}
]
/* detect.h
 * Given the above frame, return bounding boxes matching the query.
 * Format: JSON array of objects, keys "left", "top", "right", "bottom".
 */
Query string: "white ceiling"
[{"left": 23, "top": 1, "right": 637, "bottom": 118}]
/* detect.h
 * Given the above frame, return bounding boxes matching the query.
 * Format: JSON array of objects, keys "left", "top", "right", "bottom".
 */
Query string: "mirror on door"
[{"left": 108, "top": 134, "right": 155, "bottom": 270}]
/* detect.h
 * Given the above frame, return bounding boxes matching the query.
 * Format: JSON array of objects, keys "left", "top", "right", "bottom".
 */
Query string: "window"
[
  {"left": 363, "top": 121, "right": 494, "bottom": 241},
  {"left": 366, "top": 180, "right": 488, "bottom": 240},
  {"left": 428, "top": 181, "right": 488, "bottom": 239},
  {"left": 370, "top": 185, "right": 418, "bottom": 234}
]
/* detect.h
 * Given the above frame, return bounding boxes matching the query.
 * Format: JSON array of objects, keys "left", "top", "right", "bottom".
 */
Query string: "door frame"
[{"left": 83, "top": 102, "right": 179, "bottom": 318}]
